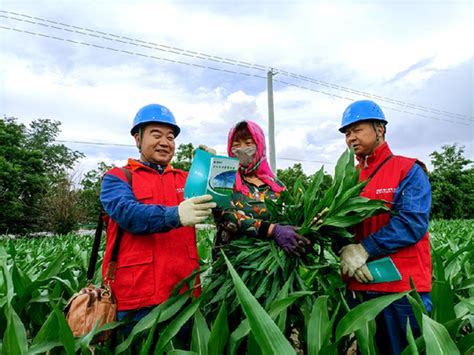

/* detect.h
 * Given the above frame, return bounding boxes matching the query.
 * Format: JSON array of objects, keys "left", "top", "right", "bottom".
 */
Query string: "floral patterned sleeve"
[{"left": 215, "top": 181, "right": 282, "bottom": 239}]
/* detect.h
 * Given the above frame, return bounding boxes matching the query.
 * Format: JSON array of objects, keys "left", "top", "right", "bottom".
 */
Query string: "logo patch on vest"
[
  {"left": 176, "top": 187, "right": 184, "bottom": 193},
  {"left": 376, "top": 187, "right": 396, "bottom": 195}
]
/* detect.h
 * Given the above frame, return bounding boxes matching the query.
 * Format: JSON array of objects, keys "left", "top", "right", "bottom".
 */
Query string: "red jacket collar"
[
  {"left": 126, "top": 158, "right": 174, "bottom": 173},
  {"left": 356, "top": 142, "right": 393, "bottom": 170}
]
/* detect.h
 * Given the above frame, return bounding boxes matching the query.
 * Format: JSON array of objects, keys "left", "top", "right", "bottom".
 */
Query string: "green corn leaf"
[
  {"left": 191, "top": 309, "right": 210, "bottom": 355},
  {"left": 319, "top": 215, "right": 366, "bottom": 228},
  {"left": 431, "top": 281, "right": 456, "bottom": 323},
  {"left": 115, "top": 306, "right": 161, "bottom": 353},
  {"left": 0, "top": 247, "right": 15, "bottom": 304},
  {"left": 307, "top": 295, "right": 330, "bottom": 355},
  {"left": 335, "top": 292, "right": 408, "bottom": 341},
  {"left": 407, "top": 294, "right": 425, "bottom": 333},
  {"left": 442, "top": 318, "right": 465, "bottom": 340},
  {"left": 27, "top": 340, "right": 63, "bottom": 354},
  {"left": 154, "top": 298, "right": 203, "bottom": 354},
  {"left": 431, "top": 248, "right": 445, "bottom": 282},
  {"left": 141, "top": 317, "right": 160, "bottom": 355},
  {"left": 50, "top": 302, "right": 75, "bottom": 355},
  {"left": 3, "top": 304, "right": 28, "bottom": 355},
  {"left": 158, "top": 291, "right": 191, "bottom": 323},
  {"left": 272, "top": 276, "right": 291, "bottom": 331},
  {"left": 458, "top": 296, "right": 474, "bottom": 314},
  {"left": 11, "top": 263, "right": 31, "bottom": 300},
  {"left": 222, "top": 252, "right": 296, "bottom": 354},
  {"left": 403, "top": 318, "right": 420, "bottom": 355},
  {"left": 37, "top": 254, "right": 66, "bottom": 282},
  {"left": 115, "top": 291, "right": 190, "bottom": 353},
  {"left": 247, "top": 332, "right": 263, "bottom": 355},
  {"left": 422, "top": 314, "right": 460, "bottom": 355},
  {"left": 228, "top": 319, "right": 250, "bottom": 355},
  {"left": 457, "top": 333, "right": 474, "bottom": 355},
  {"left": 444, "top": 243, "right": 473, "bottom": 268},
  {"left": 31, "top": 309, "right": 58, "bottom": 346},
  {"left": 332, "top": 183, "right": 366, "bottom": 212},
  {"left": 304, "top": 167, "right": 325, "bottom": 220},
  {"left": 227, "top": 290, "right": 311, "bottom": 354},
  {"left": 208, "top": 301, "right": 229, "bottom": 355},
  {"left": 457, "top": 277, "right": 474, "bottom": 291},
  {"left": 355, "top": 319, "right": 376, "bottom": 355}
]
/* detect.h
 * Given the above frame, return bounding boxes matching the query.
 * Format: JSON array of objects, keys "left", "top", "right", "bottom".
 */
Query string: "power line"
[
  {"left": 1, "top": 24, "right": 471, "bottom": 128},
  {"left": 0, "top": 24, "right": 266, "bottom": 80},
  {"left": 278, "top": 157, "right": 334, "bottom": 165},
  {"left": 2, "top": 9, "right": 472, "bottom": 123},
  {"left": 276, "top": 71, "right": 473, "bottom": 123},
  {"left": 274, "top": 79, "right": 471, "bottom": 126},
  {"left": 56, "top": 140, "right": 136, "bottom": 148},
  {"left": 0, "top": 11, "right": 267, "bottom": 73}
]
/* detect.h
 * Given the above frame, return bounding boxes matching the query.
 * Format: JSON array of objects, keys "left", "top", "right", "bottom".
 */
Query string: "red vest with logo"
[
  {"left": 102, "top": 159, "right": 201, "bottom": 311},
  {"left": 348, "top": 143, "right": 432, "bottom": 292}
]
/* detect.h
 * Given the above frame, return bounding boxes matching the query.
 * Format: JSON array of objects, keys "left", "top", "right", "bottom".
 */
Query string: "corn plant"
[
  {"left": 267, "top": 148, "right": 389, "bottom": 245},
  {"left": 0, "top": 217, "right": 472, "bottom": 353}
]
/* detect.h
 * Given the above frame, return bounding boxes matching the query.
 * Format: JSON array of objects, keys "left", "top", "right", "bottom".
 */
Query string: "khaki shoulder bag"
[{"left": 64, "top": 168, "right": 131, "bottom": 343}]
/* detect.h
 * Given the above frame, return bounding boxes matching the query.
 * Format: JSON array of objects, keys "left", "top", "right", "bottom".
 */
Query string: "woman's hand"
[{"left": 270, "top": 224, "right": 311, "bottom": 257}]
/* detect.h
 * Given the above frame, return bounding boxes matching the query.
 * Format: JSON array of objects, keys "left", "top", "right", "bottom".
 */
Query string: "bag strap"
[
  {"left": 368, "top": 155, "right": 393, "bottom": 180},
  {"left": 87, "top": 167, "right": 132, "bottom": 283}
]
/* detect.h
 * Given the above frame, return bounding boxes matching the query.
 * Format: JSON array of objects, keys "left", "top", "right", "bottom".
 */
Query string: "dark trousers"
[
  {"left": 347, "top": 291, "right": 432, "bottom": 355},
  {"left": 117, "top": 306, "right": 193, "bottom": 350}
]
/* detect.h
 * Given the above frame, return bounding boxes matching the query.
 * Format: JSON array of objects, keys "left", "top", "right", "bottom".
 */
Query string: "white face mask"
[{"left": 231, "top": 145, "right": 257, "bottom": 167}]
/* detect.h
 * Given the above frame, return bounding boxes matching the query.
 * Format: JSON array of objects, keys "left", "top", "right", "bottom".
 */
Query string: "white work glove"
[
  {"left": 353, "top": 264, "right": 374, "bottom": 283},
  {"left": 178, "top": 194, "right": 216, "bottom": 227},
  {"left": 340, "top": 244, "right": 370, "bottom": 278},
  {"left": 198, "top": 144, "right": 217, "bottom": 155}
]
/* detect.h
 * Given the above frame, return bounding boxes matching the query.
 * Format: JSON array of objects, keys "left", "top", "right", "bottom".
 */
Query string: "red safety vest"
[
  {"left": 348, "top": 143, "right": 432, "bottom": 293},
  {"left": 102, "top": 159, "right": 201, "bottom": 311}
]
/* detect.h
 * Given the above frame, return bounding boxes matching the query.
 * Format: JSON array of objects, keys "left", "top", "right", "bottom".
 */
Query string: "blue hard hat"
[
  {"left": 339, "top": 100, "right": 387, "bottom": 133},
  {"left": 131, "top": 103, "right": 181, "bottom": 137}
]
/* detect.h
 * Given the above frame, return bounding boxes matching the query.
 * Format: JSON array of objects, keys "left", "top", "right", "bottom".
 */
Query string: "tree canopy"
[
  {"left": 0, "top": 117, "right": 83, "bottom": 234},
  {"left": 429, "top": 144, "right": 473, "bottom": 219}
]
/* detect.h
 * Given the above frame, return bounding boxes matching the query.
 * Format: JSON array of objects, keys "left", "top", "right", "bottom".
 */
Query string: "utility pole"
[{"left": 267, "top": 69, "right": 276, "bottom": 172}]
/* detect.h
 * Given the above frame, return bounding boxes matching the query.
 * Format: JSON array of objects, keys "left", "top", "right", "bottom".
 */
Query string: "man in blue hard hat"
[
  {"left": 338, "top": 100, "right": 432, "bottom": 354},
  {"left": 100, "top": 103, "right": 216, "bottom": 344}
]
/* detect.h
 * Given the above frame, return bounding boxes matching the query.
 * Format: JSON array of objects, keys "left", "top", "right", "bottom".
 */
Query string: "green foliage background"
[
  {"left": 0, "top": 117, "right": 83, "bottom": 234},
  {"left": 0, "top": 220, "right": 472, "bottom": 354}
]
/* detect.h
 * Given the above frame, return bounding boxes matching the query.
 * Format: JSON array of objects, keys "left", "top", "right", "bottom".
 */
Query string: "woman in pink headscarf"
[{"left": 213, "top": 120, "right": 309, "bottom": 256}]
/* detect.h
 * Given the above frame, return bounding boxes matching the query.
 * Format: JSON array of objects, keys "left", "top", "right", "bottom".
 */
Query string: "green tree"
[
  {"left": 0, "top": 117, "right": 84, "bottom": 234},
  {"left": 79, "top": 162, "right": 113, "bottom": 225},
  {"left": 429, "top": 144, "right": 473, "bottom": 219},
  {"left": 172, "top": 143, "right": 194, "bottom": 171},
  {"left": 277, "top": 163, "right": 333, "bottom": 192},
  {"left": 277, "top": 163, "right": 308, "bottom": 190},
  {"left": 41, "top": 173, "right": 84, "bottom": 235}
]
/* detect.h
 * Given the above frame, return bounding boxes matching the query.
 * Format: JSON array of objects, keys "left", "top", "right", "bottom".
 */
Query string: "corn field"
[{"left": 0, "top": 219, "right": 472, "bottom": 354}]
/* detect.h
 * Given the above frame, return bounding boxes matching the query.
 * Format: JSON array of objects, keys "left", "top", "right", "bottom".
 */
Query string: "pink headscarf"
[{"left": 227, "top": 120, "right": 284, "bottom": 195}]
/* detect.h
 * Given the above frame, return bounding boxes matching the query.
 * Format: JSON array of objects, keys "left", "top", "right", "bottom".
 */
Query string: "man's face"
[
  {"left": 135, "top": 123, "right": 175, "bottom": 165},
  {"left": 344, "top": 121, "right": 383, "bottom": 157}
]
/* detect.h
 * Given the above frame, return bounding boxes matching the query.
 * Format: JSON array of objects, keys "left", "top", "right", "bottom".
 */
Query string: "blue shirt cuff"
[
  {"left": 361, "top": 235, "right": 387, "bottom": 258},
  {"left": 164, "top": 206, "right": 180, "bottom": 229}
]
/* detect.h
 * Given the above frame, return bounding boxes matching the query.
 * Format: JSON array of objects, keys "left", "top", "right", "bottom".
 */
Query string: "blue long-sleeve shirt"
[
  {"left": 361, "top": 163, "right": 431, "bottom": 258},
  {"left": 100, "top": 173, "right": 180, "bottom": 235}
]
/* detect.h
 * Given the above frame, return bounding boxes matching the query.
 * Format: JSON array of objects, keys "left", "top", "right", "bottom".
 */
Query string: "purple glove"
[{"left": 271, "top": 224, "right": 311, "bottom": 257}]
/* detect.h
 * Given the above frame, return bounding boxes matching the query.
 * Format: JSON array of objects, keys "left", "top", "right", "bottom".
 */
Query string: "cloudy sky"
[{"left": 1, "top": 0, "right": 473, "bottom": 177}]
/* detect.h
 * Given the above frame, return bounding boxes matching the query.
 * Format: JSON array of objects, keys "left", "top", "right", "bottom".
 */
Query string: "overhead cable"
[{"left": 1, "top": 10, "right": 472, "bottom": 123}]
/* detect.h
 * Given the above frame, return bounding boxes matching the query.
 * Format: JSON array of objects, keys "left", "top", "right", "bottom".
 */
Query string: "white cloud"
[{"left": 0, "top": 0, "right": 472, "bottom": 178}]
